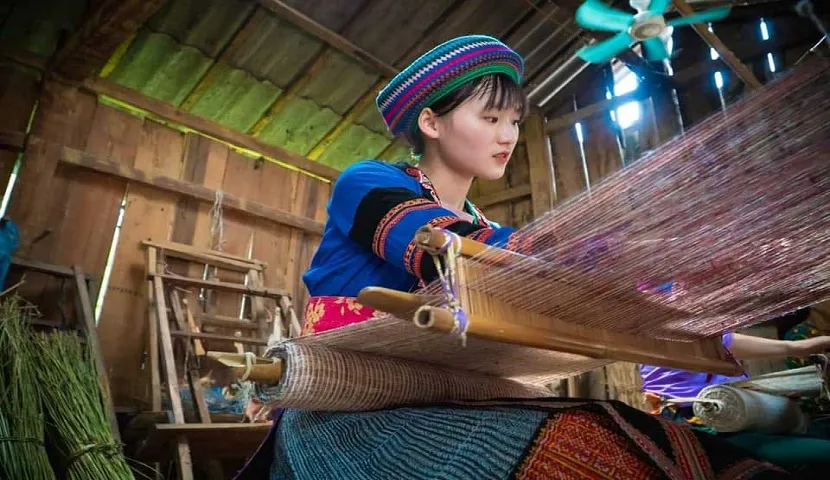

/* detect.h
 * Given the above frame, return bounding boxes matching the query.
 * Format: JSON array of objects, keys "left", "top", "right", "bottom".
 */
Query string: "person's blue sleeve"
[{"left": 329, "top": 161, "right": 516, "bottom": 280}]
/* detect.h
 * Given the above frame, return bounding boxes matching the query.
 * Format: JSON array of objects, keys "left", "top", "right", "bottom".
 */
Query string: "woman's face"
[{"left": 422, "top": 92, "right": 522, "bottom": 181}]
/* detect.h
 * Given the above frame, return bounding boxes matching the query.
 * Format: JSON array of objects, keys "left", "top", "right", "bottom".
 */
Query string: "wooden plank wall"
[{"left": 4, "top": 77, "right": 330, "bottom": 409}]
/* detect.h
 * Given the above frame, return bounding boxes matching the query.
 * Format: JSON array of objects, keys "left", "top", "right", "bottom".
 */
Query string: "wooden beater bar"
[{"left": 413, "top": 305, "right": 740, "bottom": 375}]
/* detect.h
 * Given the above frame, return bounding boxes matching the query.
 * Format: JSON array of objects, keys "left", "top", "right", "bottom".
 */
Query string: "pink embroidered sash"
[{"left": 301, "top": 296, "right": 382, "bottom": 335}]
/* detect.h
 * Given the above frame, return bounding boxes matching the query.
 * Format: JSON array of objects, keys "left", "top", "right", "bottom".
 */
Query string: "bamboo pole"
[
  {"left": 413, "top": 306, "right": 742, "bottom": 376},
  {"left": 205, "top": 352, "right": 284, "bottom": 384}
]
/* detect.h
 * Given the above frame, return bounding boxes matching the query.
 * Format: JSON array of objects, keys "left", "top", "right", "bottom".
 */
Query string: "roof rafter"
[
  {"left": 258, "top": 0, "right": 399, "bottom": 78},
  {"left": 52, "top": 0, "right": 168, "bottom": 82},
  {"left": 672, "top": 0, "right": 762, "bottom": 89}
]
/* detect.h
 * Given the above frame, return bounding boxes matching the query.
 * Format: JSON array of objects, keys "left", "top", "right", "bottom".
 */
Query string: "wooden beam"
[
  {"left": 136, "top": 422, "right": 271, "bottom": 461},
  {"left": 525, "top": 112, "right": 556, "bottom": 216},
  {"left": 169, "top": 330, "right": 268, "bottom": 346},
  {"left": 474, "top": 184, "right": 532, "bottom": 209},
  {"left": 258, "top": 0, "right": 398, "bottom": 78},
  {"left": 141, "top": 240, "right": 264, "bottom": 272},
  {"left": 53, "top": 0, "right": 167, "bottom": 82},
  {"left": 546, "top": 87, "right": 651, "bottom": 133},
  {"left": 82, "top": 77, "right": 340, "bottom": 180},
  {"left": 10, "top": 257, "right": 93, "bottom": 280},
  {"left": 0, "top": 128, "right": 25, "bottom": 151},
  {"left": 51, "top": 138, "right": 325, "bottom": 235},
  {"left": 150, "top": 272, "right": 288, "bottom": 300},
  {"left": 198, "top": 314, "right": 260, "bottom": 331},
  {"left": 672, "top": 0, "right": 762, "bottom": 90}
]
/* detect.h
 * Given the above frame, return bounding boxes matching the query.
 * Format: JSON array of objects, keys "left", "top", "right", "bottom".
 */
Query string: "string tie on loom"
[
  {"left": 429, "top": 229, "right": 469, "bottom": 346},
  {"left": 240, "top": 351, "right": 257, "bottom": 382}
]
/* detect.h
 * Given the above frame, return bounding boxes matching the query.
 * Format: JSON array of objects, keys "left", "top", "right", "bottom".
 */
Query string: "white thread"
[
  {"left": 239, "top": 351, "right": 256, "bottom": 382},
  {"left": 209, "top": 190, "right": 225, "bottom": 251}
]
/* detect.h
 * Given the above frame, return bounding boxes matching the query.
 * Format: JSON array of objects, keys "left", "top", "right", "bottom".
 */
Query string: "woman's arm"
[
  {"left": 729, "top": 332, "right": 830, "bottom": 360},
  {"left": 329, "top": 161, "right": 516, "bottom": 282}
]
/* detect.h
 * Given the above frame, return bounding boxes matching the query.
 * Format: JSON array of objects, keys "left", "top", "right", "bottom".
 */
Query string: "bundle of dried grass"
[
  {"left": 0, "top": 296, "right": 55, "bottom": 479},
  {"left": 34, "top": 331, "right": 134, "bottom": 479}
]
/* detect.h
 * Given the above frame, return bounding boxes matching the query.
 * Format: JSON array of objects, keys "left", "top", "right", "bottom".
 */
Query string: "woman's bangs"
[{"left": 476, "top": 74, "right": 529, "bottom": 119}]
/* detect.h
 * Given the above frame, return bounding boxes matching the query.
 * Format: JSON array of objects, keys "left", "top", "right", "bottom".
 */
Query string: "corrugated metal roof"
[
  {"left": 223, "top": 11, "right": 323, "bottom": 89},
  {"left": 0, "top": 0, "right": 596, "bottom": 171},
  {"left": 106, "top": 31, "right": 213, "bottom": 106}
]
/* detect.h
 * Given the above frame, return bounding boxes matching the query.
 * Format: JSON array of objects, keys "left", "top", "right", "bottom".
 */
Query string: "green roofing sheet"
[{"left": 102, "top": 0, "right": 396, "bottom": 170}]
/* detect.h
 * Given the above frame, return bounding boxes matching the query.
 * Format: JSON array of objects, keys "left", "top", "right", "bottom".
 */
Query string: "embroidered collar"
[{"left": 399, "top": 163, "right": 491, "bottom": 227}]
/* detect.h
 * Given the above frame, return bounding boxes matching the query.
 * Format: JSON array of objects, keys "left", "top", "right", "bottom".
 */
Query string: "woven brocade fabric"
[{"left": 248, "top": 399, "right": 791, "bottom": 480}]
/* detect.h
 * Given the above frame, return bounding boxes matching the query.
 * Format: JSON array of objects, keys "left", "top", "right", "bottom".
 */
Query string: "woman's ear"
[{"left": 417, "top": 108, "right": 440, "bottom": 140}]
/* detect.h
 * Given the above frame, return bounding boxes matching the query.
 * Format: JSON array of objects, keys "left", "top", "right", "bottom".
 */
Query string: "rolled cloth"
[
  {"left": 692, "top": 384, "right": 808, "bottom": 434},
  {"left": 257, "top": 342, "right": 551, "bottom": 411}
]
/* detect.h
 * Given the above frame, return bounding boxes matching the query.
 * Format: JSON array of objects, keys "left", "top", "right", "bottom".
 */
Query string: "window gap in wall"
[
  {"left": 0, "top": 98, "right": 41, "bottom": 217},
  {"left": 94, "top": 187, "right": 130, "bottom": 324}
]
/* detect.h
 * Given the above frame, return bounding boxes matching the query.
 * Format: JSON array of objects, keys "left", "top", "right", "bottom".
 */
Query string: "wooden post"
[
  {"left": 147, "top": 246, "right": 194, "bottom": 480},
  {"left": 525, "top": 111, "right": 557, "bottom": 217},
  {"left": 73, "top": 266, "right": 121, "bottom": 442}
]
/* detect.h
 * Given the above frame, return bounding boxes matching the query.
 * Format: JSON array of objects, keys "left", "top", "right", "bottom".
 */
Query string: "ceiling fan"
[{"left": 574, "top": 0, "right": 732, "bottom": 64}]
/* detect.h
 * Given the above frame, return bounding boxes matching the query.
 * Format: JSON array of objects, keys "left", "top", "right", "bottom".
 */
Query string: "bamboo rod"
[
  {"left": 205, "top": 352, "right": 283, "bottom": 384},
  {"left": 414, "top": 226, "right": 493, "bottom": 258},
  {"left": 413, "top": 306, "right": 742, "bottom": 376},
  {"left": 357, "top": 286, "right": 441, "bottom": 318}
]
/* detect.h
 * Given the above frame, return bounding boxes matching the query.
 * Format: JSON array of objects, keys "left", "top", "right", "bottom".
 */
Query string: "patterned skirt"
[{"left": 233, "top": 398, "right": 792, "bottom": 480}]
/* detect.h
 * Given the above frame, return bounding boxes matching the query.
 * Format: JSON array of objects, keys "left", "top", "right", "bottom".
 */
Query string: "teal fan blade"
[
  {"left": 576, "top": 0, "right": 635, "bottom": 32},
  {"left": 573, "top": 0, "right": 732, "bottom": 64},
  {"left": 642, "top": 37, "right": 670, "bottom": 61},
  {"left": 577, "top": 32, "right": 635, "bottom": 64},
  {"left": 667, "top": 6, "right": 732, "bottom": 27},
  {"left": 647, "top": 0, "right": 672, "bottom": 14}
]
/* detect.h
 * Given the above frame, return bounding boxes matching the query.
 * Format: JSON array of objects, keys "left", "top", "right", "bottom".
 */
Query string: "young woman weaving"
[
  {"left": 300, "top": 37, "right": 525, "bottom": 334},
  {"left": 233, "top": 36, "right": 791, "bottom": 479}
]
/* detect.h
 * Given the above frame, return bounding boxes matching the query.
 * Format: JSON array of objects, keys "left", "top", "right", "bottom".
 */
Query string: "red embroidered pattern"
[
  {"left": 373, "top": 198, "right": 433, "bottom": 259},
  {"left": 597, "top": 403, "right": 686, "bottom": 480},
  {"left": 516, "top": 410, "right": 660, "bottom": 480},
  {"left": 404, "top": 165, "right": 440, "bottom": 202},
  {"left": 662, "top": 420, "right": 714, "bottom": 479},
  {"left": 468, "top": 228, "right": 495, "bottom": 244}
]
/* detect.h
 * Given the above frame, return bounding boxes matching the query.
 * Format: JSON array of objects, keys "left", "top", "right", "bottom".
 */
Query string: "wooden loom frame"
[
  {"left": 210, "top": 225, "right": 743, "bottom": 388},
  {"left": 356, "top": 226, "right": 743, "bottom": 376}
]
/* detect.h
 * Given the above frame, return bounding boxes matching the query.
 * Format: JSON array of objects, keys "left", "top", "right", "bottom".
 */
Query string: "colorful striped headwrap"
[{"left": 376, "top": 35, "right": 524, "bottom": 144}]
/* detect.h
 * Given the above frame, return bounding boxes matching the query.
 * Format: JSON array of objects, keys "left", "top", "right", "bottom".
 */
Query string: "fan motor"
[{"left": 629, "top": 13, "right": 667, "bottom": 41}]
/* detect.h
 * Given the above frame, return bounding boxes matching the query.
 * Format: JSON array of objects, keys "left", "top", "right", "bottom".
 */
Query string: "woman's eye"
[{"left": 484, "top": 117, "right": 498, "bottom": 123}]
